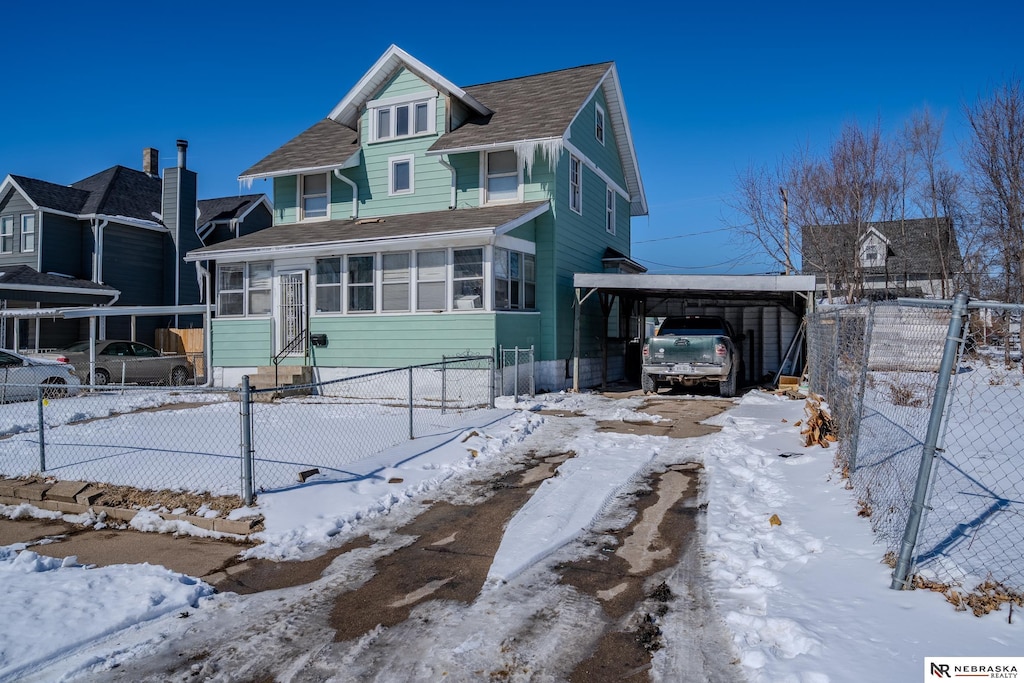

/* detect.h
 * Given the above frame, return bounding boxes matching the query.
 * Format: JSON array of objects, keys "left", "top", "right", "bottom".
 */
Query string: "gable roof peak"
[{"left": 328, "top": 44, "right": 491, "bottom": 129}]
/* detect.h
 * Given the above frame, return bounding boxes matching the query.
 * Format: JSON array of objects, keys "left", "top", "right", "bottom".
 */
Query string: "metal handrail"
[{"left": 272, "top": 327, "right": 308, "bottom": 387}]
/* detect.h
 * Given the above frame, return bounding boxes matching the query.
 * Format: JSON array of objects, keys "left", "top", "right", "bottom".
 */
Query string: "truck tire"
[
  {"left": 719, "top": 366, "right": 737, "bottom": 398},
  {"left": 641, "top": 371, "right": 657, "bottom": 394}
]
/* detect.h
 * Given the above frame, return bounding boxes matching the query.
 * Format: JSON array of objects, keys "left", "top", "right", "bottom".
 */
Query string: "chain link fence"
[
  {"left": 807, "top": 296, "right": 1024, "bottom": 596},
  {"left": 1, "top": 354, "right": 498, "bottom": 506},
  {"left": 498, "top": 345, "right": 534, "bottom": 400}
]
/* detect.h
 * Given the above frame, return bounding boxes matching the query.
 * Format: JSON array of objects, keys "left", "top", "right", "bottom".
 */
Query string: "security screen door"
[{"left": 279, "top": 271, "right": 307, "bottom": 354}]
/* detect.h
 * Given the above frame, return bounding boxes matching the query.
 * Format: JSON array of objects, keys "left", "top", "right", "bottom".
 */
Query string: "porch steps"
[{"left": 249, "top": 365, "right": 313, "bottom": 400}]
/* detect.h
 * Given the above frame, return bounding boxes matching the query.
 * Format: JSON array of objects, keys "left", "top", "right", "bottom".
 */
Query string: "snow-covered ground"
[{"left": 1, "top": 390, "right": 1021, "bottom": 682}]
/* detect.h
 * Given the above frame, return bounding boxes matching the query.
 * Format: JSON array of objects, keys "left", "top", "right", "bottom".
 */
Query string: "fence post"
[
  {"left": 408, "top": 366, "right": 414, "bottom": 440},
  {"left": 240, "top": 375, "right": 254, "bottom": 506},
  {"left": 37, "top": 387, "right": 46, "bottom": 472},
  {"left": 441, "top": 356, "right": 447, "bottom": 415},
  {"left": 489, "top": 347, "right": 496, "bottom": 409},
  {"left": 891, "top": 292, "right": 970, "bottom": 590},
  {"left": 848, "top": 303, "right": 876, "bottom": 473},
  {"left": 530, "top": 345, "right": 536, "bottom": 397},
  {"left": 513, "top": 346, "right": 520, "bottom": 402}
]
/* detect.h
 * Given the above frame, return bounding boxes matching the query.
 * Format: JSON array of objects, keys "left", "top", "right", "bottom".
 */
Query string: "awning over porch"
[{"left": 0, "top": 266, "right": 119, "bottom": 306}]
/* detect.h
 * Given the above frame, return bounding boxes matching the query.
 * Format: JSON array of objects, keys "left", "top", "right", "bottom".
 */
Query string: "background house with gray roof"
[
  {"left": 188, "top": 45, "right": 647, "bottom": 390},
  {"left": 0, "top": 142, "right": 272, "bottom": 350},
  {"left": 800, "top": 216, "right": 963, "bottom": 300}
]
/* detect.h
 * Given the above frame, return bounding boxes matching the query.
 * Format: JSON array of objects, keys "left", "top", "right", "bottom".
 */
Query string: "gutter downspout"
[
  {"left": 91, "top": 218, "right": 109, "bottom": 338},
  {"left": 333, "top": 169, "right": 358, "bottom": 219},
  {"left": 438, "top": 156, "right": 456, "bottom": 209},
  {"left": 198, "top": 262, "right": 214, "bottom": 387}
]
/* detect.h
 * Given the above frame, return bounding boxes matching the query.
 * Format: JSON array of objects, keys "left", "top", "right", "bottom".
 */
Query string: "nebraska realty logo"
[{"left": 926, "top": 658, "right": 1024, "bottom": 680}]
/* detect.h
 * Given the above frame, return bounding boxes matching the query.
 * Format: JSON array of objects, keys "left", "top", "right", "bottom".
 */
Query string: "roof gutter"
[
  {"left": 239, "top": 151, "right": 361, "bottom": 183},
  {"left": 437, "top": 157, "right": 456, "bottom": 209},
  {"left": 333, "top": 169, "right": 359, "bottom": 219},
  {"left": 424, "top": 136, "right": 564, "bottom": 157}
]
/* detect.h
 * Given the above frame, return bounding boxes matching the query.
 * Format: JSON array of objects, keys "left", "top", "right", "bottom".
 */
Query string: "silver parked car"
[
  {"left": 0, "top": 348, "right": 82, "bottom": 402},
  {"left": 55, "top": 340, "right": 194, "bottom": 386}
]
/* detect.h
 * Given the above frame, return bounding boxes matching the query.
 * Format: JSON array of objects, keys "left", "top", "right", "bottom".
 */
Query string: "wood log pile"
[{"left": 801, "top": 394, "right": 837, "bottom": 448}]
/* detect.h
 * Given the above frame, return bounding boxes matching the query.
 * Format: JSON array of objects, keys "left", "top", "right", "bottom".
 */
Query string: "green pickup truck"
[{"left": 641, "top": 315, "right": 742, "bottom": 397}]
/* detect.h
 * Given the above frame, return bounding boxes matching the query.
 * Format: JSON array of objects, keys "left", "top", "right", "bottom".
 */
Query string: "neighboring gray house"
[
  {"left": 0, "top": 142, "right": 272, "bottom": 350},
  {"left": 801, "top": 217, "right": 963, "bottom": 300}
]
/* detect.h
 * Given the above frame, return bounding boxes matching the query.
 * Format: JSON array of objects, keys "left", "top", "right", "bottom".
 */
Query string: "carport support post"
[
  {"left": 891, "top": 292, "right": 970, "bottom": 590},
  {"left": 240, "top": 376, "right": 254, "bottom": 506},
  {"left": 573, "top": 288, "right": 581, "bottom": 392},
  {"left": 37, "top": 387, "right": 46, "bottom": 472}
]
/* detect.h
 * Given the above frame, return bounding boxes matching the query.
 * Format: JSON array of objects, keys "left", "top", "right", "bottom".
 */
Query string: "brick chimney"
[{"left": 143, "top": 147, "right": 159, "bottom": 177}]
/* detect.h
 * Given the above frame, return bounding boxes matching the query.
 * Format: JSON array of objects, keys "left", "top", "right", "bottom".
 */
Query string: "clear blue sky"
[{"left": 2, "top": 0, "right": 1020, "bottom": 274}]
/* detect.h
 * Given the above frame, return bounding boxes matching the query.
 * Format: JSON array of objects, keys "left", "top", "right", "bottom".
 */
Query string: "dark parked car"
[{"left": 54, "top": 340, "right": 194, "bottom": 386}]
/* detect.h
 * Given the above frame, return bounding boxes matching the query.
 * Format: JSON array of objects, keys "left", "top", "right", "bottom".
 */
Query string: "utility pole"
[{"left": 780, "top": 186, "right": 792, "bottom": 275}]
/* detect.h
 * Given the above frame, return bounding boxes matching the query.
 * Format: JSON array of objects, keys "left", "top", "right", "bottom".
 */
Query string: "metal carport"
[{"left": 572, "top": 274, "right": 817, "bottom": 392}]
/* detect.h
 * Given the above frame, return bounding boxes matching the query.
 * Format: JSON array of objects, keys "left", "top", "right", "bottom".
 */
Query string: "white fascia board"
[
  {"left": 564, "top": 64, "right": 613, "bottom": 135},
  {"left": 238, "top": 152, "right": 361, "bottom": 182},
  {"left": 573, "top": 273, "right": 818, "bottom": 293},
  {"left": 328, "top": 45, "right": 491, "bottom": 128},
  {"left": 0, "top": 176, "right": 41, "bottom": 211},
  {"left": 87, "top": 214, "right": 167, "bottom": 232},
  {"left": 561, "top": 140, "right": 630, "bottom": 200},
  {"left": 236, "top": 196, "right": 274, "bottom": 223},
  {"left": 494, "top": 234, "right": 536, "bottom": 254},
  {"left": 367, "top": 90, "right": 439, "bottom": 109},
  {"left": 861, "top": 226, "right": 892, "bottom": 246},
  {"left": 494, "top": 201, "right": 550, "bottom": 236},
  {"left": 424, "top": 136, "right": 563, "bottom": 157},
  {"left": 604, "top": 64, "right": 648, "bottom": 216},
  {"left": 58, "top": 304, "right": 213, "bottom": 319},
  {"left": 184, "top": 227, "right": 497, "bottom": 263}
]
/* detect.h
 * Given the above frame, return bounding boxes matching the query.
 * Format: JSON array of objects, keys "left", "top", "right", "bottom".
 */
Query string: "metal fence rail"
[
  {"left": 499, "top": 345, "right": 535, "bottom": 400},
  {"left": 807, "top": 296, "right": 1024, "bottom": 595}
]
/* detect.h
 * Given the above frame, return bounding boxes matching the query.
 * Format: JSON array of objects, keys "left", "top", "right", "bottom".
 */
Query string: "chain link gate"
[{"left": 498, "top": 345, "right": 534, "bottom": 400}]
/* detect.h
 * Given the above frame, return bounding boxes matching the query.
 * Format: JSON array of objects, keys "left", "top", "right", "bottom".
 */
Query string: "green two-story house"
[{"left": 187, "top": 45, "right": 646, "bottom": 390}]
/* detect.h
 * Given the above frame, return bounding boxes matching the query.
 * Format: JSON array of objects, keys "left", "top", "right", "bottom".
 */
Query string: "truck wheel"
[
  {"left": 719, "top": 366, "right": 737, "bottom": 398},
  {"left": 641, "top": 372, "right": 657, "bottom": 394}
]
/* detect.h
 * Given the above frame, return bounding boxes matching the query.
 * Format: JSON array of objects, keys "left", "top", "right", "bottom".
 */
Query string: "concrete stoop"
[
  {"left": 0, "top": 479, "right": 261, "bottom": 536},
  {"left": 249, "top": 365, "right": 314, "bottom": 399}
]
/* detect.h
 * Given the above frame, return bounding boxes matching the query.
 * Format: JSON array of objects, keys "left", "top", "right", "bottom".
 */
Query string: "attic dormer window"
[
  {"left": 859, "top": 234, "right": 887, "bottom": 268},
  {"left": 370, "top": 95, "right": 436, "bottom": 142}
]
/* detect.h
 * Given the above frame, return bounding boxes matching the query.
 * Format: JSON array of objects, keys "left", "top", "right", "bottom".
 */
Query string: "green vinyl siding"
[
  {"left": 450, "top": 152, "right": 480, "bottom": 209},
  {"left": 374, "top": 67, "right": 433, "bottom": 100},
  {"left": 568, "top": 87, "right": 626, "bottom": 189},
  {"left": 212, "top": 318, "right": 273, "bottom": 366},
  {"left": 309, "top": 314, "right": 497, "bottom": 367},
  {"left": 274, "top": 176, "right": 298, "bottom": 224},
  {"left": 496, "top": 312, "right": 540, "bottom": 350}
]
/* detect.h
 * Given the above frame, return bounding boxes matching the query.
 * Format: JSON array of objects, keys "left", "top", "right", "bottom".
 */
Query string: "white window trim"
[
  {"left": 369, "top": 95, "right": 437, "bottom": 143},
  {"left": 381, "top": 251, "right": 412, "bottom": 313},
  {"left": 606, "top": 186, "right": 616, "bottom": 235},
  {"left": 414, "top": 248, "right": 447, "bottom": 312},
  {"left": 479, "top": 149, "right": 524, "bottom": 205},
  {"left": 20, "top": 214, "right": 36, "bottom": 252},
  {"left": 595, "top": 103, "right": 606, "bottom": 145},
  {"left": 346, "top": 253, "right": 376, "bottom": 313},
  {"left": 388, "top": 154, "right": 416, "bottom": 196},
  {"left": 217, "top": 263, "right": 272, "bottom": 318},
  {"left": 299, "top": 173, "right": 330, "bottom": 222},
  {"left": 0, "top": 216, "right": 12, "bottom": 254},
  {"left": 314, "top": 257, "right": 344, "bottom": 314},
  {"left": 569, "top": 154, "right": 583, "bottom": 215}
]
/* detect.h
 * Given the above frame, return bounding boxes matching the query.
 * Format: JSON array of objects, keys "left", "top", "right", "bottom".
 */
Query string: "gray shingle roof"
[
  {"left": 0, "top": 265, "right": 118, "bottom": 292},
  {"left": 70, "top": 166, "right": 162, "bottom": 221},
  {"left": 239, "top": 119, "right": 360, "bottom": 179},
  {"left": 429, "top": 63, "right": 612, "bottom": 152},
  {"left": 801, "top": 217, "right": 964, "bottom": 276},
  {"left": 188, "top": 201, "right": 549, "bottom": 258},
  {"left": 9, "top": 175, "right": 91, "bottom": 215},
  {"left": 197, "top": 194, "right": 266, "bottom": 225}
]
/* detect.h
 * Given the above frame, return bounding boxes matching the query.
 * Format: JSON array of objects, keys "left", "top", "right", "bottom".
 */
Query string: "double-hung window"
[
  {"left": 217, "top": 264, "right": 245, "bottom": 316},
  {"left": 382, "top": 252, "right": 411, "bottom": 312},
  {"left": 247, "top": 262, "right": 272, "bottom": 315},
  {"left": 606, "top": 187, "right": 616, "bottom": 235},
  {"left": 315, "top": 258, "right": 342, "bottom": 312},
  {"left": 452, "top": 248, "right": 483, "bottom": 310},
  {"left": 0, "top": 216, "right": 12, "bottom": 253},
  {"left": 301, "top": 173, "right": 328, "bottom": 220},
  {"left": 569, "top": 155, "right": 582, "bottom": 214},
  {"left": 494, "top": 249, "right": 535, "bottom": 310},
  {"left": 20, "top": 214, "right": 36, "bottom": 252},
  {"left": 389, "top": 155, "right": 414, "bottom": 195},
  {"left": 348, "top": 254, "right": 375, "bottom": 312},
  {"left": 484, "top": 150, "right": 519, "bottom": 203},
  {"left": 416, "top": 250, "right": 446, "bottom": 311},
  {"left": 373, "top": 98, "right": 434, "bottom": 141},
  {"left": 595, "top": 104, "right": 605, "bottom": 145}
]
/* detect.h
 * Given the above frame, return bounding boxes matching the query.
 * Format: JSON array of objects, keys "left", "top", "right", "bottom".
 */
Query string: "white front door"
[{"left": 278, "top": 271, "right": 307, "bottom": 355}]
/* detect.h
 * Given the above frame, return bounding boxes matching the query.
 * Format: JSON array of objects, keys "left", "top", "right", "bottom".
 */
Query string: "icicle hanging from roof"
[
  {"left": 240, "top": 177, "right": 254, "bottom": 192},
  {"left": 514, "top": 138, "right": 564, "bottom": 178}
]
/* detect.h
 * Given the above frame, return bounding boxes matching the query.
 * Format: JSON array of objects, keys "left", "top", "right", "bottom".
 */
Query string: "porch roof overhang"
[
  {"left": 0, "top": 304, "right": 213, "bottom": 320},
  {"left": 185, "top": 201, "right": 550, "bottom": 262},
  {"left": 0, "top": 266, "right": 120, "bottom": 306},
  {"left": 572, "top": 273, "right": 817, "bottom": 305}
]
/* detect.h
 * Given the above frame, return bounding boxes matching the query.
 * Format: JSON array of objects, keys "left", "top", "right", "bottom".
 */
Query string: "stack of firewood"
[{"left": 800, "top": 394, "right": 837, "bottom": 448}]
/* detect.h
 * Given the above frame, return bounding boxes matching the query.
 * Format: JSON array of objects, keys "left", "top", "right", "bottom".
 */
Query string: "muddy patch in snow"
[
  {"left": 328, "top": 451, "right": 573, "bottom": 642},
  {"left": 560, "top": 463, "right": 701, "bottom": 680},
  {"left": 596, "top": 398, "right": 732, "bottom": 439}
]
